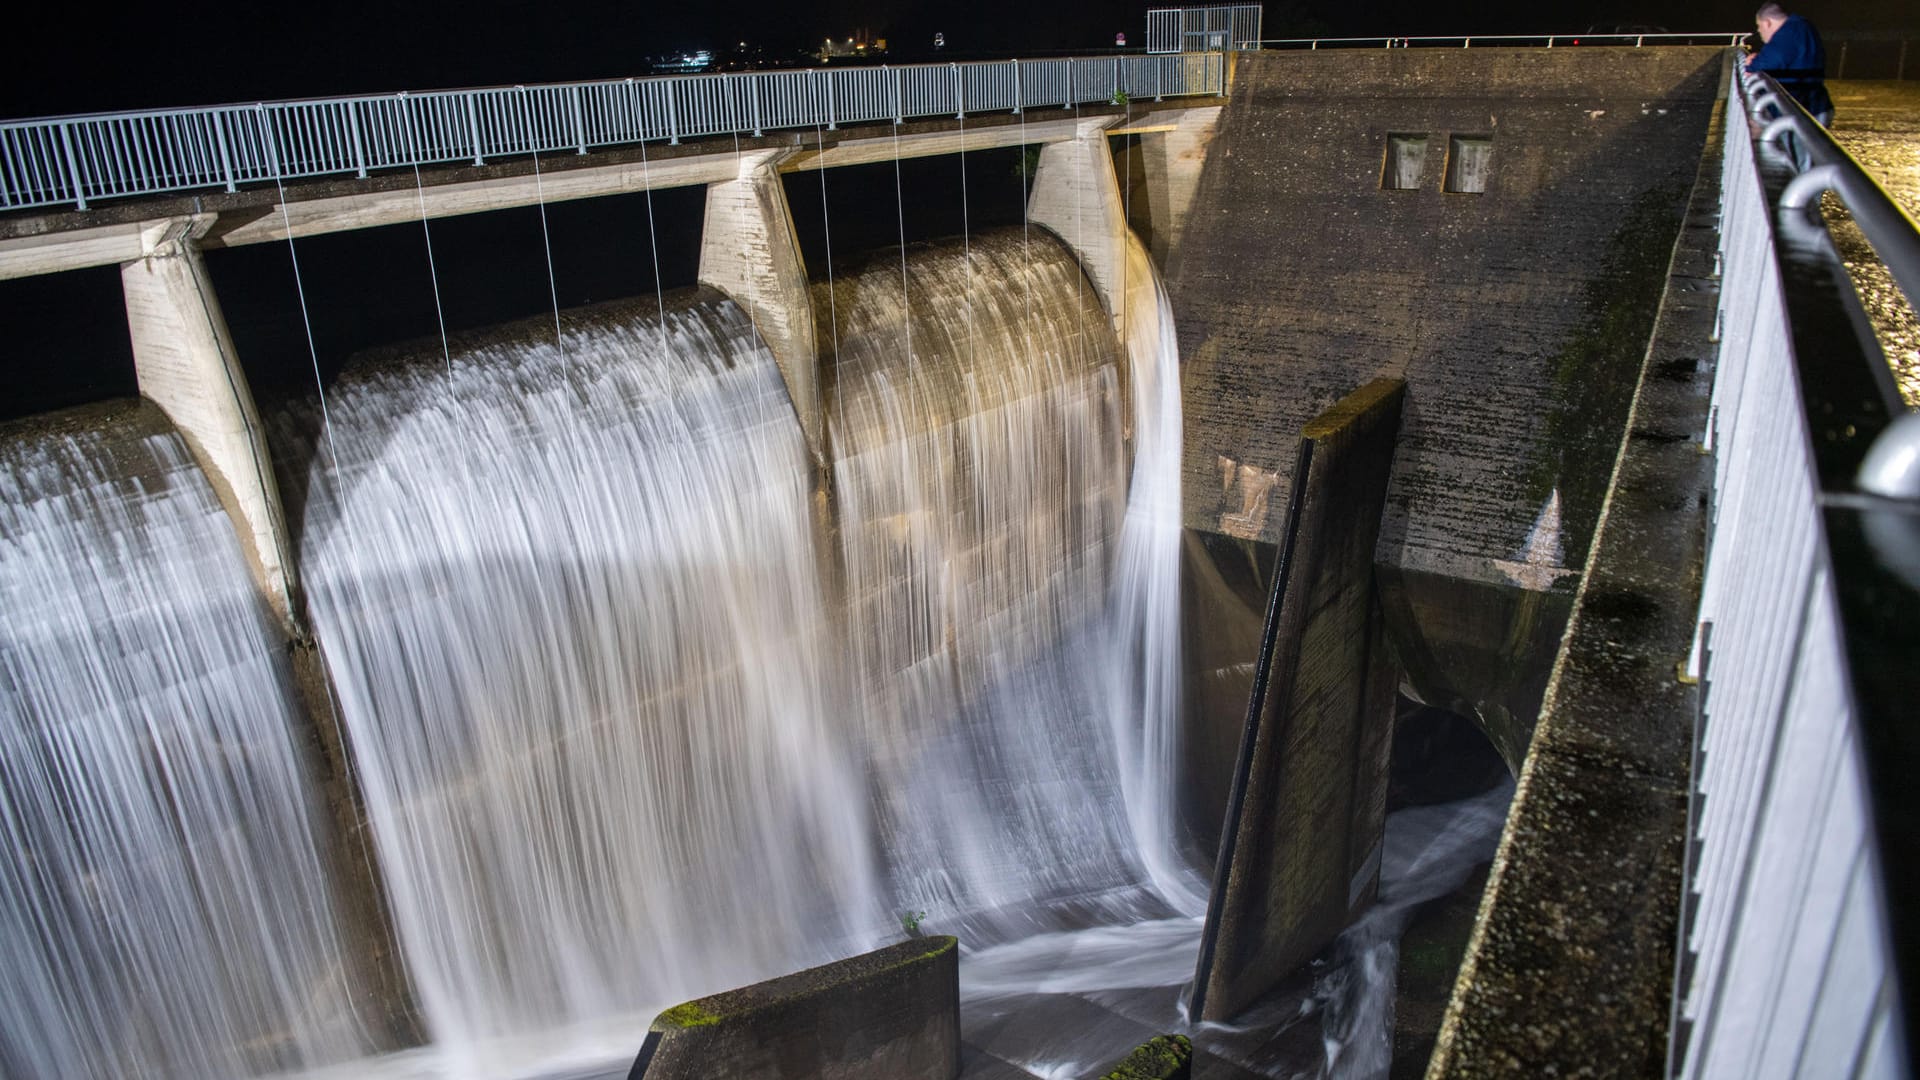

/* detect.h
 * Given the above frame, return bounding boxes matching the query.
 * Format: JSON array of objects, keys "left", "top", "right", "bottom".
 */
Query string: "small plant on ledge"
[{"left": 901, "top": 910, "right": 928, "bottom": 937}]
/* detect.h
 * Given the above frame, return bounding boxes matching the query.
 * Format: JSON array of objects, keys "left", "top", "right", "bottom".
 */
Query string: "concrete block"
[
  {"left": 121, "top": 221, "right": 297, "bottom": 629},
  {"left": 1191, "top": 378, "right": 1406, "bottom": 1023},
  {"left": 630, "top": 936, "right": 960, "bottom": 1080},
  {"left": 699, "top": 148, "right": 824, "bottom": 463}
]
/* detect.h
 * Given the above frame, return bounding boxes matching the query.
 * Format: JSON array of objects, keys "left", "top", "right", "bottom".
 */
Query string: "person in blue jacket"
[{"left": 1747, "top": 3, "right": 1834, "bottom": 126}]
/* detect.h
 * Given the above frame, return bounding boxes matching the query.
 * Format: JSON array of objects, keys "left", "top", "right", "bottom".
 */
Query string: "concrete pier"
[
  {"left": 1191, "top": 378, "right": 1404, "bottom": 1023},
  {"left": 697, "top": 148, "right": 823, "bottom": 462},
  {"left": 1027, "top": 117, "right": 1129, "bottom": 334},
  {"left": 120, "top": 217, "right": 297, "bottom": 629}
]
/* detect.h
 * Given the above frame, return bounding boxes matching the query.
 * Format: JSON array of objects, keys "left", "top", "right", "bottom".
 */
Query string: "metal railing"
[
  {"left": 1147, "top": 5, "right": 1264, "bottom": 54},
  {"left": 0, "top": 52, "right": 1225, "bottom": 212},
  {"left": 1258, "top": 32, "right": 1748, "bottom": 50},
  {"left": 1670, "top": 63, "right": 1918, "bottom": 1079}
]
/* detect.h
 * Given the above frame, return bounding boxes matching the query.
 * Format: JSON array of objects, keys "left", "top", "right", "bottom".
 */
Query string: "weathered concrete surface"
[
  {"left": 1426, "top": 95, "right": 1722, "bottom": 1078},
  {"left": 1124, "top": 106, "right": 1225, "bottom": 267},
  {"left": 1177, "top": 528, "right": 1274, "bottom": 855},
  {"left": 1191, "top": 378, "right": 1404, "bottom": 1023},
  {"left": 631, "top": 936, "right": 960, "bottom": 1080},
  {"left": 121, "top": 220, "right": 297, "bottom": 629},
  {"left": 1166, "top": 47, "right": 1727, "bottom": 762},
  {"left": 699, "top": 148, "right": 823, "bottom": 462},
  {"left": 1028, "top": 118, "right": 1128, "bottom": 334}
]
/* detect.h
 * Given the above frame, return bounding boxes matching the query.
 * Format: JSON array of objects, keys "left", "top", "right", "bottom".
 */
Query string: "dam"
[{"left": 1, "top": 14, "right": 1916, "bottom": 1079}]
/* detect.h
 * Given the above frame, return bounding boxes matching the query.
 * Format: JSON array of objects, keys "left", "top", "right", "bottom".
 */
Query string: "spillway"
[
  {"left": 0, "top": 404, "right": 374, "bottom": 1079},
  {"left": 0, "top": 225, "right": 1202, "bottom": 1077}
]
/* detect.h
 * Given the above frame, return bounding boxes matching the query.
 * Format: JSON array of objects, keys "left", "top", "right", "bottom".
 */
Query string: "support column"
[
  {"left": 1137, "top": 106, "right": 1224, "bottom": 269},
  {"left": 121, "top": 216, "right": 298, "bottom": 632},
  {"left": 697, "top": 148, "right": 823, "bottom": 464},
  {"left": 1027, "top": 117, "right": 1128, "bottom": 334},
  {"left": 1190, "top": 378, "right": 1407, "bottom": 1023}
]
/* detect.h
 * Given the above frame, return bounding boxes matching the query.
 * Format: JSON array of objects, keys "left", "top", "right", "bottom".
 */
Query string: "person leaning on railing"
[{"left": 1747, "top": 2, "right": 1834, "bottom": 126}]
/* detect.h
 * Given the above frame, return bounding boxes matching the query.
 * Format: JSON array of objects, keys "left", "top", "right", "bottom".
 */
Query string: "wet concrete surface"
[{"left": 1824, "top": 80, "right": 1920, "bottom": 405}]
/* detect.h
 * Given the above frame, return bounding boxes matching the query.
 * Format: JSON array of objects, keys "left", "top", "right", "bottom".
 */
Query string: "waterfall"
[
  {"left": 825, "top": 231, "right": 1154, "bottom": 938},
  {"left": 0, "top": 404, "right": 374, "bottom": 1080},
  {"left": 292, "top": 291, "right": 879, "bottom": 1071}
]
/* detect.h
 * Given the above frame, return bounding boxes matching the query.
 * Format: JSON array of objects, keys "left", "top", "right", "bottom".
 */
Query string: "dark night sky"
[{"left": 2, "top": 0, "right": 1910, "bottom": 119}]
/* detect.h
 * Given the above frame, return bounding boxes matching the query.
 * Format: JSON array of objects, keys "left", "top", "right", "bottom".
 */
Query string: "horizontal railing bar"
[
  {"left": 1257, "top": 32, "right": 1749, "bottom": 47},
  {"left": 0, "top": 54, "right": 1225, "bottom": 211}
]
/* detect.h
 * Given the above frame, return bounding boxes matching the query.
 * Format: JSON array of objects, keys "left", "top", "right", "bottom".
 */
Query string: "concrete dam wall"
[{"left": 1167, "top": 46, "right": 1727, "bottom": 763}]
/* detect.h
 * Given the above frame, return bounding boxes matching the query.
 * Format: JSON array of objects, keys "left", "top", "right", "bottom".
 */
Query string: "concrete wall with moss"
[
  {"left": 631, "top": 936, "right": 959, "bottom": 1080},
  {"left": 1165, "top": 46, "right": 1727, "bottom": 759}
]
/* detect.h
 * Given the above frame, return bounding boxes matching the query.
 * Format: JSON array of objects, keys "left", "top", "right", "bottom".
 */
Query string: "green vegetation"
[
  {"left": 1101, "top": 1034, "right": 1193, "bottom": 1079},
  {"left": 900, "top": 909, "right": 928, "bottom": 936},
  {"left": 656, "top": 1002, "right": 720, "bottom": 1029}
]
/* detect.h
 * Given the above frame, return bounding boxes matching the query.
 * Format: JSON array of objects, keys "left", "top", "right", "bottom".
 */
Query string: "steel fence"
[
  {"left": 1671, "top": 64, "right": 1917, "bottom": 1079},
  {"left": 0, "top": 53, "right": 1225, "bottom": 212},
  {"left": 1147, "top": 6, "right": 1264, "bottom": 53}
]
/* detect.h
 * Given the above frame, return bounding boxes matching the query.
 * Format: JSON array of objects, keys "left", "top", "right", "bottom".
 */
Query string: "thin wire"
[
  {"left": 528, "top": 143, "right": 565, "bottom": 349},
  {"left": 814, "top": 120, "right": 841, "bottom": 367},
  {"left": 637, "top": 132, "right": 670, "bottom": 352},
  {"left": 410, "top": 156, "right": 453, "bottom": 378},
  {"left": 1018, "top": 91, "right": 1033, "bottom": 332},
  {"left": 891, "top": 109, "right": 912, "bottom": 371},
  {"left": 958, "top": 101, "right": 974, "bottom": 370}
]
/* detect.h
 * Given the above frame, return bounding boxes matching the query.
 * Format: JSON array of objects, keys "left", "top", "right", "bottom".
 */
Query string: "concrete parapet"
[
  {"left": 630, "top": 936, "right": 960, "bottom": 1080},
  {"left": 698, "top": 148, "right": 824, "bottom": 463},
  {"left": 121, "top": 217, "right": 297, "bottom": 629},
  {"left": 1426, "top": 96, "right": 1722, "bottom": 1079},
  {"left": 1100, "top": 1034, "right": 1193, "bottom": 1079},
  {"left": 1191, "top": 377, "right": 1404, "bottom": 1023},
  {"left": 1027, "top": 117, "right": 1128, "bottom": 334}
]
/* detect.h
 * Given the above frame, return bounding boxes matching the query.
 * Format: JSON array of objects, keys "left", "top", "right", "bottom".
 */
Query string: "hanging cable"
[
  {"left": 957, "top": 93, "right": 974, "bottom": 371},
  {"left": 891, "top": 99, "right": 912, "bottom": 371},
  {"left": 528, "top": 142, "right": 565, "bottom": 350},
  {"left": 406, "top": 125, "right": 453, "bottom": 379},
  {"left": 637, "top": 125, "right": 670, "bottom": 357},
  {"left": 814, "top": 120, "right": 841, "bottom": 369}
]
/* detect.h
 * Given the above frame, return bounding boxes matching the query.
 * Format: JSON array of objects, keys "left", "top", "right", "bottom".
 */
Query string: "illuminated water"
[{"left": 0, "top": 405, "right": 375, "bottom": 1079}]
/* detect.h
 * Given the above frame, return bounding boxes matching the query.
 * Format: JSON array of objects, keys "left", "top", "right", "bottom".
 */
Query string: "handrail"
[
  {"left": 0, "top": 53, "right": 1226, "bottom": 213},
  {"left": 1670, "top": 57, "right": 1919, "bottom": 1079},
  {"left": 1740, "top": 65, "right": 1920, "bottom": 497},
  {"left": 1260, "top": 32, "right": 1748, "bottom": 49}
]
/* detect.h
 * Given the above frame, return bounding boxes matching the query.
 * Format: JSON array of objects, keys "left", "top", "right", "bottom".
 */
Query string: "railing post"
[
  {"left": 824, "top": 68, "right": 838, "bottom": 130},
  {"left": 56, "top": 122, "right": 87, "bottom": 210},
  {"left": 665, "top": 78, "right": 680, "bottom": 145},
  {"left": 348, "top": 102, "right": 369, "bottom": 179},
  {"left": 572, "top": 85, "right": 588, "bottom": 154},
  {"left": 1065, "top": 59, "right": 1074, "bottom": 108},
  {"left": 890, "top": 65, "right": 903, "bottom": 125},
  {"left": 953, "top": 62, "right": 964, "bottom": 119},
  {"left": 213, "top": 110, "right": 238, "bottom": 193},
  {"left": 747, "top": 73, "right": 763, "bottom": 137},
  {"left": 1012, "top": 58, "right": 1022, "bottom": 114},
  {"left": 1113, "top": 56, "right": 1122, "bottom": 101},
  {"left": 464, "top": 92, "right": 484, "bottom": 165}
]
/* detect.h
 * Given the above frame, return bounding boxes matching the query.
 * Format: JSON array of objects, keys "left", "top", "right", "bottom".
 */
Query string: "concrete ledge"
[
  {"left": 1426, "top": 95, "right": 1723, "bottom": 1079},
  {"left": 1100, "top": 1034, "right": 1193, "bottom": 1079},
  {"left": 1191, "top": 377, "right": 1405, "bottom": 1022},
  {"left": 630, "top": 936, "right": 960, "bottom": 1080}
]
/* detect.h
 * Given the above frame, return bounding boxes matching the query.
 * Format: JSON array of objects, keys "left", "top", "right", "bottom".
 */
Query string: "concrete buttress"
[
  {"left": 697, "top": 149, "right": 824, "bottom": 464},
  {"left": 120, "top": 217, "right": 298, "bottom": 631},
  {"left": 1133, "top": 106, "right": 1223, "bottom": 269},
  {"left": 1028, "top": 117, "right": 1128, "bottom": 334}
]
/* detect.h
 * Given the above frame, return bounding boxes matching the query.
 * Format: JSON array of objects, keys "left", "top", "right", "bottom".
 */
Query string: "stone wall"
[{"left": 1166, "top": 46, "right": 1727, "bottom": 758}]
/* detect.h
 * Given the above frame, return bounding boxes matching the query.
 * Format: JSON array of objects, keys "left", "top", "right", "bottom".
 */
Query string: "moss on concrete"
[
  {"left": 1101, "top": 1034, "right": 1193, "bottom": 1080},
  {"left": 656, "top": 1003, "right": 720, "bottom": 1029}
]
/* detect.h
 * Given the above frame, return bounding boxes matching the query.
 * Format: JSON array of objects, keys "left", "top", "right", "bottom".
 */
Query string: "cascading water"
[
  {"left": 0, "top": 404, "right": 374, "bottom": 1080},
  {"left": 289, "top": 292, "right": 879, "bottom": 1072},
  {"left": 825, "top": 232, "right": 1168, "bottom": 938}
]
